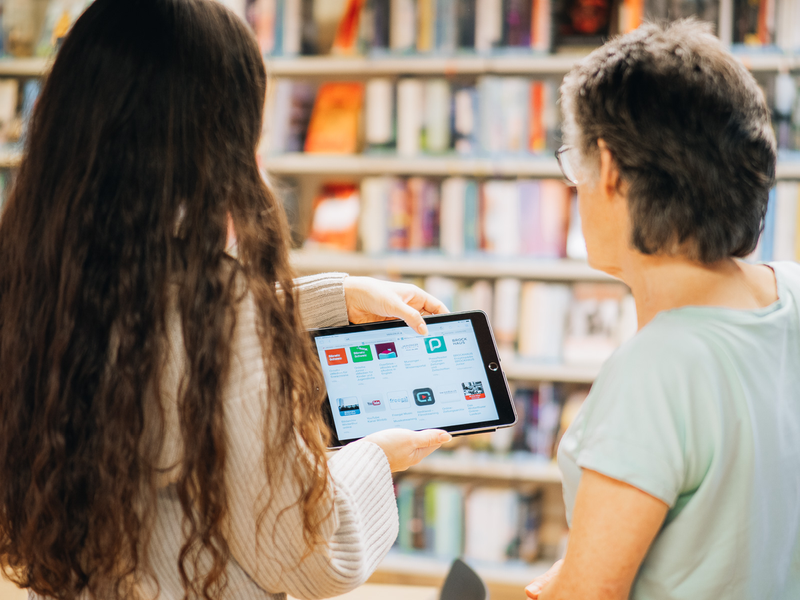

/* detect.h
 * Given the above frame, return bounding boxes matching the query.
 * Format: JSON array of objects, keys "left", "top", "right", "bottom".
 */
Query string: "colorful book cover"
[
  {"left": 417, "top": 0, "right": 435, "bottom": 52},
  {"left": 503, "top": 0, "right": 533, "bottom": 46},
  {"left": 388, "top": 179, "right": 411, "bottom": 250},
  {"left": 332, "top": 0, "right": 367, "bottom": 55},
  {"left": 553, "top": 0, "right": 612, "bottom": 48},
  {"left": 304, "top": 184, "right": 360, "bottom": 251},
  {"left": 304, "top": 83, "right": 364, "bottom": 154}
]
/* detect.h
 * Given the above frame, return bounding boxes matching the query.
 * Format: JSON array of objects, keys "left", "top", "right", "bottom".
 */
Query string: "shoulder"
[{"left": 600, "top": 314, "right": 719, "bottom": 388}]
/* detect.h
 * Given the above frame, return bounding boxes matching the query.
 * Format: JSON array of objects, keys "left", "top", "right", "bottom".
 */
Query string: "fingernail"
[{"left": 438, "top": 432, "right": 452, "bottom": 443}]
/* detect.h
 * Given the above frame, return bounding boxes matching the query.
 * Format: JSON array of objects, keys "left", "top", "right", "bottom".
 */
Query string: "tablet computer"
[{"left": 309, "top": 311, "right": 516, "bottom": 448}]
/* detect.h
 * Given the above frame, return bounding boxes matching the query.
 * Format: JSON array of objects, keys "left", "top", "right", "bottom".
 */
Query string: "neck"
[{"left": 615, "top": 254, "right": 767, "bottom": 330}]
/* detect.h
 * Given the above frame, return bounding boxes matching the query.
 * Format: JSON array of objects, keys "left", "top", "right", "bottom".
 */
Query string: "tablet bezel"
[{"left": 308, "top": 310, "right": 517, "bottom": 448}]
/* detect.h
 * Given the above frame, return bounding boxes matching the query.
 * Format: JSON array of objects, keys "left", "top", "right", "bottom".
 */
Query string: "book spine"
[{"left": 397, "top": 78, "right": 424, "bottom": 156}]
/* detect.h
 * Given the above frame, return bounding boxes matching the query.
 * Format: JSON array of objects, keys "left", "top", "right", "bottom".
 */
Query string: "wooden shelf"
[
  {"left": 268, "top": 153, "right": 800, "bottom": 180},
  {"left": 0, "top": 150, "right": 22, "bottom": 168},
  {"left": 267, "top": 53, "right": 800, "bottom": 77},
  {"left": 503, "top": 359, "right": 600, "bottom": 383},
  {"left": 409, "top": 453, "right": 562, "bottom": 483},
  {"left": 375, "top": 551, "right": 553, "bottom": 588},
  {"left": 0, "top": 57, "right": 49, "bottom": 77},
  {"left": 266, "top": 153, "right": 564, "bottom": 177},
  {"left": 290, "top": 251, "right": 613, "bottom": 282}
]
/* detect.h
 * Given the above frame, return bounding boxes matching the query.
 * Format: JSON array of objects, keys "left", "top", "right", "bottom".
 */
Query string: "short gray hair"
[{"left": 561, "top": 19, "right": 776, "bottom": 263}]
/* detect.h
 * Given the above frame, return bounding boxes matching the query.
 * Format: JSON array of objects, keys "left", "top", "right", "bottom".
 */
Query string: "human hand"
[
  {"left": 343, "top": 276, "right": 449, "bottom": 335},
  {"left": 364, "top": 428, "right": 452, "bottom": 472},
  {"left": 525, "top": 560, "right": 563, "bottom": 599}
]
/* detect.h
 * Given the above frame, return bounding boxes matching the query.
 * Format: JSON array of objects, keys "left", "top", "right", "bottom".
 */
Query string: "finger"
[
  {"left": 414, "top": 429, "right": 452, "bottom": 448},
  {"left": 411, "top": 444, "right": 441, "bottom": 464},
  {"left": 391, "top": 300, "right": 429, "bottom": 335},
  {"left": 400, "top": 286, "right": 450, "bottom": 316}
]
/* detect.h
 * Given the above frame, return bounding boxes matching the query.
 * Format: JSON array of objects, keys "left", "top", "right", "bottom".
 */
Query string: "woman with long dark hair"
[{"left": 0, "top": 1, "right": 450, "bottom": 599}]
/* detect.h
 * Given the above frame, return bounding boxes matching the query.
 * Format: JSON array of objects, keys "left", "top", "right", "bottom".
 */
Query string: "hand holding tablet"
[{"left": 310, "top": 311, "right": 517, "bottom": 448}]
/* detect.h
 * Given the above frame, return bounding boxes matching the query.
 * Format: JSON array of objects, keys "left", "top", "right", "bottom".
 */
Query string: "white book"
[
  {"left": 470, "top": 280, "right": 494, "bottom": 319},
  {"left": 424, "top": 276, "right": 458, "bottom": 311},
  {"left": 474, "top": 0, "right": 502, "bottom": 52},
  {"left": 493, "top": 278, "right": 521, "bottom": 350},
  {"left": 282, "top": 0, "right": 301, "bottom": 55},
  {"left": 424, "top": 78, "right": 452, "bottom": 153},
  {"left": 501, "top": 77, "right": 529, "bottom": 154},
  {"left": 390, "top": 0, "right": 416, "bottom": 52},
  {"left": 482, "top": 180, "right": 521, "bottom": 256},
  {"left": 365, "top": 78, "right": 395, "bottom": 147},
  {"left": 519, "top": 283, "right": 571, "bottom": 361},
  {"left": 359, "top": 177, "right": 393, "bottom": 254},
  {"left": 263, "top": 79, "right": 292, "bottom": 154},
  {"left": 774, "top": 181, "right": 799, "bottom": 261},
  {"left": 464, "top": 488, "right": 519, "bottom": 562},
  {"left": 440, "top": 177, "right": 467, "bottom": 257},
  {"left": 397, "top": 79, "right": 424, "bottom": 156}
]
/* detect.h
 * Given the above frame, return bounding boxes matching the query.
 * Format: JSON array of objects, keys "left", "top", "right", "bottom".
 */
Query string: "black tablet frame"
[{"left": 309, "top": 310, "right": 517, "bottom": 448}]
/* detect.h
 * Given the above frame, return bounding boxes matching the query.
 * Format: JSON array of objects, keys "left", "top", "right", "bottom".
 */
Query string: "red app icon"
[{"left": 325, "top": 348, "right": 348, "bottom": 366}]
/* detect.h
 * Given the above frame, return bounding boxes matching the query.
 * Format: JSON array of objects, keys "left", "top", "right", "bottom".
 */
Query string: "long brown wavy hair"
[{"left": 0, "top": 1, "right": 331, "bottom": 599}]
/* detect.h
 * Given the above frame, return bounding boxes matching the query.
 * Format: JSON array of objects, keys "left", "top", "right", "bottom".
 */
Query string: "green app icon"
[
  {"left": 349, "top": 345, "right": 374, "bottom": 362},
  {"left": 424, "top": 336, "right": 447, "bottom": 354}
]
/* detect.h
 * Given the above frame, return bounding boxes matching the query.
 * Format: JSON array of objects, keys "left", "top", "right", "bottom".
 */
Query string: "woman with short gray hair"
[{"left": 526, "top": 20, "right": 800, "bottom": 600}]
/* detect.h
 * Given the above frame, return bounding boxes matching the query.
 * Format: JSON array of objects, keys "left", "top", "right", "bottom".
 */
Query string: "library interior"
[{"left": 0, "top": 1, "right": 798, "bottom": 600}]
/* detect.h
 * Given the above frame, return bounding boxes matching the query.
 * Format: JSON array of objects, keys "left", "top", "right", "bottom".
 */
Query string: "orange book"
[
  {"left": 528, "top": 81, "right": 545, "bottom": 153},
  {"left": 305, "top": 184, "right": 360, "bottom": 251},
  {"left": 331, "top": 0, "right": 366, "bottom": 55},
  {"left": 304, "top": 83, "right": 364, "bottom": 154}
]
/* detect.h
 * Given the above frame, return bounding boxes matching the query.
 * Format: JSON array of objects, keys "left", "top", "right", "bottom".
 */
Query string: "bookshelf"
[
  {"left": 0, "top": 57, "right": 49, "bottom": 77},
  {"left": 369, "top": 550, "right": 553, "bottom": 595},
  {"left": 266, "top": 52, "right": 800, "bottom": 78},
  {"left": 290, "top": 251, "right": 612, "bottom": 281},
  {"left": 406, "top": 453, "right": 562, "bottom": 483}
]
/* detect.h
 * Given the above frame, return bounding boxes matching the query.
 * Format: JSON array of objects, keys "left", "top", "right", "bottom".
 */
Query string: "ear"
[{"left": 597, "top": 139, "right": 621, "bottom": 202}]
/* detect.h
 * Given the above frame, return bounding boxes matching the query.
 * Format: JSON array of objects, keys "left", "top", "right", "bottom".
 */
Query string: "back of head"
[
  {"left": 560, "top": 19, "right": 777, "bottom": 263},
  {"left": 0, "top": 1, "right": 328, "bottom": 599}
]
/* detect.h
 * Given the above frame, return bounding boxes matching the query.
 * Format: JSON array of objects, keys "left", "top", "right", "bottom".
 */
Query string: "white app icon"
[{"left": 386, "top": 390, "right": 412, "bottom": 411}]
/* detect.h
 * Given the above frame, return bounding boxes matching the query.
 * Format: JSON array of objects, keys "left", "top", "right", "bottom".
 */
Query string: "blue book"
[
  {"left": 759, "top": 187, "right": 777, "bottom": 262},
  {"left": 463, "top": 180, "right": 480, "bottom": 252}
]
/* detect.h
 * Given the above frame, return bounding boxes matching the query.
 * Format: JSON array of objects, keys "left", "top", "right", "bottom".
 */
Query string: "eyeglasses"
[{"left": 555, "top": 145, "right": 579, "bottom": 186}]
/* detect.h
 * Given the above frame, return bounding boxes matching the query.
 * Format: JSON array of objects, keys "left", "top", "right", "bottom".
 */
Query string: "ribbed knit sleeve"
[
  {"left": 293, "top": 273, "right": 350, "bottom": 329},
  {"left": 218, "top": 289, "right": 398, "bottom": 600}
]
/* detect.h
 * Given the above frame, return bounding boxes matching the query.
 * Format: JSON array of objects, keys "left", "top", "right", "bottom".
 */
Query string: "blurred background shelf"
[
  {"left": 0, "top": 57, "right": 49, "bottom": 77},
  {"left": 268, "top": 154, "right": 800, "bottom": 180},
  {"left": 502, "top": 360, "right": 600, "bottom": 383},
  {"left": 266, "top": 53, "right": 800, "bottom": 78},
  {"left": 407, "top": 453, "right": 563, "bottom": 483},
  {"left": 266, "top": 153, "right": 564, "bottom": 177},
  {"left": 290, "top": 251, "right": 613, "bottom": 281},
  {"left": 371, "top": 551, "right": 553, "bottom": 596}
]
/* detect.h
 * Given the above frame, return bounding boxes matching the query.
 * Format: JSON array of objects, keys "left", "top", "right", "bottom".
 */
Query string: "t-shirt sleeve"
[{"left": 562, "top": 325, "right": 707, "bottom": 507}]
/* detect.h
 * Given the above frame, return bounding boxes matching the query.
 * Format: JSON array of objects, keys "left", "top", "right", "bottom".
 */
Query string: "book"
[
  {"left": 390, "top": 0, "right": 416, "bottom": 52},
  {"left": 773, "top": 181, "right": 800, "bottom": 260},
  {"left": 304, "top": 184, "right": 361, "bottom": 251},
  {"left": 481, "top": 180, "right": 521, "bottom": 255},
  {"left": 435, "top": 0, "right": 459, "bottom": 52},
  {"left": 503, "top": 0, "right": 533, "bottom": 47},
  {"left": 452, "top": 85, "right": 480, "bottom": 155},
  {"left": 457, "top": 0, "right": 478, "bottom": 48},
  {"left": 464, "top": 487, "right": 520, "bottom": 562},
  {"left": 553, "top": 0, "right": 613, "bottom": 49},
  {"left": 365, "top": 78, "right": 395, "bottom": 149},
  {"left": 475, "top": 0, "right": 503, "bottom": 52},
  {"left": 304, "top": 83, "right": 364, "bottom": 154},
  {"left": 562, "top": 283, "right": 628, "bottom": 364},
  {"left": 397, "top": 78, "right": 424, "bottom": 156},
  {"left": 423, "top": 78, "right": 452, "bottom": 153},
  {"left": 517, "top": 282, "right": 572, "bottom": 361},
  {"left": 531, "top": 0, "right": 552, "bottom": 51},
  {"left": 417, "top": 0, "right": 436, "bottom": 52},
  {"left": 331, "top": 0, "right": 367, "bottom": 55},
  {"left": 359, "top": 176, "right": 395, "bottom": 253},
  {"left": 440, "top": 177, "right": 468, "bottom": 256},
  {"left": 263, "top": 80, "right": 315, "bottom": 154},
  {"left": 732, "top": 0, "right": 776, "bottom": 46},
  {"left": 493, "top": 277, "right": 522, "bottom": 351}
]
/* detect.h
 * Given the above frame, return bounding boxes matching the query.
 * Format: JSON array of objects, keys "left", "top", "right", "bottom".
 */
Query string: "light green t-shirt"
[{"left": 558, "top": 261, "right": 800, "bottom": 599}]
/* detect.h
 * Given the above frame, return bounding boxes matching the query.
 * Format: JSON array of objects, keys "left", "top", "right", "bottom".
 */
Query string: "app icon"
[
  {"left": 325, "top": 348, "right": 348, "bottom": 366},
  {"left": 337, "top": 397, "right": 360, "bottom": 416},
  {"left": 387, "top": 390, "right": 412, "bottom": 411},
  {"left": 375, "top": 342, "right": 398, "bottom": 360},
  {"left": 363, "top": 393, "right": 387, "bottom": 413},
  {"left": 413, "top": 388, "right": 435, "bottom": 406},
  {"left": 349, "top": 345, "right": 374, "bottom": 363},
  {"left": 462, "top": 381, "right": 486, "bottom": 400},
  {"left": 424, "top": 336, "right": 447, "bottom": 354}
]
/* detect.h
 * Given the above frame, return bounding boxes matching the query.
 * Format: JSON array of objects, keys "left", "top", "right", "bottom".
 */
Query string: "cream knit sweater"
[{"left": 33, "top": 273, "right": 399, "bottom": 600}]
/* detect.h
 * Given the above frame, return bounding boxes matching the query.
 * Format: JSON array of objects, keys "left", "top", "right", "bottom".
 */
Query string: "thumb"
[
  {"left": 415, "top": 429, "right": 452, "bottom": 448},
  {"left": 391, "top": 299, "right": 428, "bottom": 335}
]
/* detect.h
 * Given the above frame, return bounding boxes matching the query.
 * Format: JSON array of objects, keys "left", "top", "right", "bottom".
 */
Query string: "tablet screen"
[{"left": 314, "top": 318, "right": 500, "bottom": 442}]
